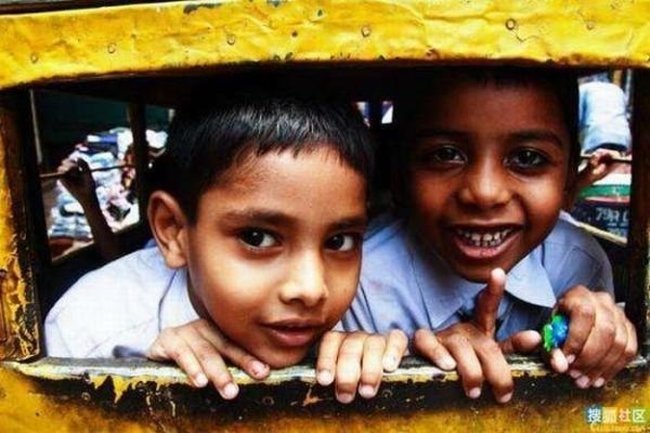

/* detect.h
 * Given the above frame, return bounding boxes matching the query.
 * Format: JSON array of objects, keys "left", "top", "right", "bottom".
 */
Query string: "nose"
[
  {"left": 458, "top": 159, "right": 512, "bottom": 209},
  {"left": 279, "top": 251, "right": 328, "bottom": 307}
]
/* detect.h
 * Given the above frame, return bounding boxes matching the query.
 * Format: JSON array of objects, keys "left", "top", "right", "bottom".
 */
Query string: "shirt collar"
[
  {"left": 409, "top": 234, "right": 556, "bottom": 328},
  {"left": 506, "top": 248, "right": 556, "bottom": 308}
]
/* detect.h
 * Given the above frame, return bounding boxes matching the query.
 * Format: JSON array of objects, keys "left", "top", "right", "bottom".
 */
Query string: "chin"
[
  {"left": 261, "top": 349, "right": 309, "bottom": 369},
  {"left": 453, "top": 264, "right": 494, "bottom": 283}
]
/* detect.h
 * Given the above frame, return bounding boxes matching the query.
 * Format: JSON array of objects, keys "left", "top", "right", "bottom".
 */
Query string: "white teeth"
[{"left": 456, "top": 228, "right": 512, "bottom": 248}]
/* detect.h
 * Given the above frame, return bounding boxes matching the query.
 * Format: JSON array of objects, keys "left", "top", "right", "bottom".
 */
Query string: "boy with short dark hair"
[
  {"left": 45, "top": 95, "right": 407, "bottom": 402},
  {"left": 342, "top": 68, "right": 636, "bottom": 402}
]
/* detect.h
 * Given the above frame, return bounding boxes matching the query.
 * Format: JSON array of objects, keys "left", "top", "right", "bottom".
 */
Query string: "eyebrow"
[
  {"left": 221, "top": 209, "right": 296, "bottom": 227},
  {"left": 415, "top": 128, "right": 566, "bottom": 149},
  {"left": 221, "top": 209, "right": 367, "bottom": 230},
  {"left": 330, "top": 216, "right": 368, "bottom": 231},
  {"left": 509, "top": 130, "right": 566, "bottom": 149}
]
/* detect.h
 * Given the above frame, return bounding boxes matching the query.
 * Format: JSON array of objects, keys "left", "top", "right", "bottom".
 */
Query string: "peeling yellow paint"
[
  {"left": 0, "top": 102, "right": 39, "bottom": 361},
  {"left": 0, "top": 0, "right": 650, "bottom": 90},
  {"left": 0, "top": 359, "right": 648, "bottom": 433}
]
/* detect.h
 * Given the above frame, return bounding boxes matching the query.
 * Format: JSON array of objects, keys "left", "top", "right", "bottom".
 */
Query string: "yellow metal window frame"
[{"left": 0, "top": 1, "right": 647, "bottom": 431}]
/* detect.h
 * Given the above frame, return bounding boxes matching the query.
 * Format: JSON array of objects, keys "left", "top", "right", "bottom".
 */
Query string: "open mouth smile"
[
  {"left": 455, "top": 227, "right": 515, "bottom": 248},
  {"left": 451, "top": 226, "right": 520, "bottom": 260}
]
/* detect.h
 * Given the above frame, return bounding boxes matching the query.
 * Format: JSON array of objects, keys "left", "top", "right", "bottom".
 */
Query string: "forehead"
[
  {"left": 414, "top": 78, "right": 569, "bottom": 139},
  {"left": 198, "top": 147, "right": 367, "bottom": 218}
]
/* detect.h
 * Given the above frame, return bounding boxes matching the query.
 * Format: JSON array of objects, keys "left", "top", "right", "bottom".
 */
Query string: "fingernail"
[
  {"left": 576, "top": 375, "right": 591, "bottom": 389},
  {"left": 568, "top": 369, "right": 581, "bottom": 379},
  {"left": 593, "top": 377, "right": 605, "bottom": 388},
  {"left": 359, "top": 384, "right": 377, "bottom": 399},
  {"left": 566, "top": 354, "right": 576, "bottom": 364},
  {"left": 221, "top": 382, "right": 239, "bottom": 400},
  {"left": 498, "top": 392, "right": 513, "bottom": 404},
  {"left": 337, "top": 392, "right": 354, "bottom": 404},
  {"left": 250, "top": 360, "right": 268, "bottom": 378},
  {"left": 383, "top": 355, "right": 398, "bottom": 371},
  {"left": 193, "top": 373, "right": 208, "bottom": 387},
  {"left": 467, "top": 387, "right": 481, "bottom": 399},
  {"left": 317, "top": 369, "right": 334, "bottom": 386},
  {"left": 439, "top": 357, "right": 457, "bottom": 371}
]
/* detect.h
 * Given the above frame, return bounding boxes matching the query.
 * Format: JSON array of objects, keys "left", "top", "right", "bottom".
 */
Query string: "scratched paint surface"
[
  {"left": 0, "top": 0, "right": 650, "bottom": 89},
  {"left": 0, "top": 103, "right": 38, "bottom": 361},
  {"left": 0, "top": 358, "right": 648, "bottom": 433}
]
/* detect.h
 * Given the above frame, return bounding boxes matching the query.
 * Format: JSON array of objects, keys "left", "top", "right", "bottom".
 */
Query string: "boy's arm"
[
  {"left": 554, "top": 286, "right": 637, "bottom": 388},
  {"left": 315, "top": 329, "right": 408, "bottom": 403},
  {"left": 413, "top": 269, "right": 540, "bottom": 404},
  {"left": 147, "top": 319, "right": 270, "bottom": 400}
]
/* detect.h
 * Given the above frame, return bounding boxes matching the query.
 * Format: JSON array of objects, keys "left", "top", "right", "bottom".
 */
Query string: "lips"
[
  {"left": 450, "top": 225, "right": 521, "bottom": 260},
  {"left": 263, "top": 320, "right": 323, "bottom": 348}
]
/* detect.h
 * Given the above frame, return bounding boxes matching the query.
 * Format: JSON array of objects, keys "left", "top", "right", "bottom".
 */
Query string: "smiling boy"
[
  {"left": 341, "top": 68, "right": 636, "bottom": 402},
  {"left": 45, "top": 96, "right": 407, "bottom": 401}
]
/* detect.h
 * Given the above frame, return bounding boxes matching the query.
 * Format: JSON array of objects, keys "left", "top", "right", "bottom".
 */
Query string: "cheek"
[
  {"left": 325, "top": 260, "right": 361, "bottom": 318},
  {"left": 522, "top": 180, "right": 565, "bottom": 233},
  {"left": 190, "top": 254, "right": 282, "bottom": 315},
  {"left": 410, "top": 174, "right": 447, "bottom": 217}
]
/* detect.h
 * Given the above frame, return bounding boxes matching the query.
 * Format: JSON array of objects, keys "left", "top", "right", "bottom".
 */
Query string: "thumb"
[
  {"left": 499, "top": 330, "right": 542, "bottom": 355},
  {"left": 474, "top": 268, "right": 506, "bottom": 336}
]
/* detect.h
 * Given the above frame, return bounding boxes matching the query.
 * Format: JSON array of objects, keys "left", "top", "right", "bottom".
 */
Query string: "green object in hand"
[{"left": 542, "top": 313, "right": 569, "bottom": 352}]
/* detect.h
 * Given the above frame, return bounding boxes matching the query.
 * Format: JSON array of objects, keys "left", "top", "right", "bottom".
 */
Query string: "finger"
[
  {"left": 474, "top": 336, "right": 514, "bottom": 403},
  {"left": 358, "top": 335, "right": 386, "bottom": 399},
  {"left": 475, "top": 268, "right": 506, "bottom": 336},
  {"left": 413, "top": 329, "right": 456, "bottom": 371},
  {"left": 585, "top": 307, "right": 630, "bottom": 386},
  {"left": 173, "top": 324, "right": 239, "bottom": 399},
  {"left": 499, "top": 330, "right": 541, "bottom": 355},
  {"left": 146, "top": 328, "right": 209, "bottom": 389},
  {"left": 557, "top": 286, "right": 595, "bottom": 362},
  {"left": 57, "top": 159, "right": 76, "bottom": 173},
  {"left": 194, "top": 320, "right": 269, "bottom": 380},
  {"left": 548, "top": 348, "right": 569, "bottom": 374},
  {"left": 601, "top": 318, "right": 638, "bottom": 383},
  {"left": 442, "top": 333, "right": 484, "bottom": 399},
  {"left": 316, "top": 331, "right": 345, "bottom": 386},
  {"left": 570, "top": 292, "right": 617, "bottom": 373},
  {"left": 334, "top": 332, "right": 365, "bottom": 404},
  {"left": 382, "top": 330, "right": 408, "bottom": 372}
]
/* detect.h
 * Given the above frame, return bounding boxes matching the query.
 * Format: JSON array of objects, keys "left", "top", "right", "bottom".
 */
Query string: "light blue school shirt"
[{"left": 341, "top": 213, "right": 614, "bottom": 341}]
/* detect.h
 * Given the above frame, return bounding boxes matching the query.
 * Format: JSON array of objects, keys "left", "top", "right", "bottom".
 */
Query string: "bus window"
[
  {"left": 33, "top": 91, "right": 169, "bottom": 262},
  {"left": 566, "top": 70, "right": 634, "bottom": 302}
]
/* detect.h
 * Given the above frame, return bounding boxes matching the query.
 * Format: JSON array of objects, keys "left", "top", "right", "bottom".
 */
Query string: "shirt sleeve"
[{"left": 545, "top": 219, "right": 615, "bottom": 298}]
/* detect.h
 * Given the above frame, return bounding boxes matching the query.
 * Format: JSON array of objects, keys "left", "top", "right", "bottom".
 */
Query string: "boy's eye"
[
  {"left": 239, "top": 229, "right": 279, "bottom": 248},
  {"left": 417, "top": 145, "right": 466, "bottom": 165},
  {"left": 507, "top": 149, "right": 549, "bottom": 169},
  {"left": 325, "top": 234, "right": 358, "bottom": 252}
]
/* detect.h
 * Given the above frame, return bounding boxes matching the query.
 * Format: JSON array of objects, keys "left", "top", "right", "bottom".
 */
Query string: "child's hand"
[
  {"left": 553, "top": 285, "right": 637, "bottom": 388},
  {"left": 316, "top": 329, "right": 408, "bottom": 404},
  {"left": 413, "top": 268, "right": 539, "bottom": 404},
  {"left": 147, "top": 319, "right": 270, "bottom": 400},
  {"left": 58, "top": 158, "right": 98, "bottom": 206}
]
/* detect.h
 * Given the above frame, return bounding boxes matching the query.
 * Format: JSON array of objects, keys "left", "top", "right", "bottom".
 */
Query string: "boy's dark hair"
[
  {"left": 395, "top": 66, "right": 580, "bottom": 171},
  {"left": 150, "top": 95, "right": 374, "bottom": 222}
]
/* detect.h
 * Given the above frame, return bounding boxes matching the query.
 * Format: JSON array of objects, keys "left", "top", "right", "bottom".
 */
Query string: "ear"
[{"left": 147, "top": 191, "right": 190, "bottom": 269}]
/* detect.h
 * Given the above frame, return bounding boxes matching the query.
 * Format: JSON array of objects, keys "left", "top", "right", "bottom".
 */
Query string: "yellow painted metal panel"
[
  {"left": 0, "top": 98, "right": 39, "bottom": 361},
  {"left": 0, "top": 0, "right": 650, "bottom": 90},
  {"left": 0, "top": 359, "right": 648, "bottom": 433}
]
